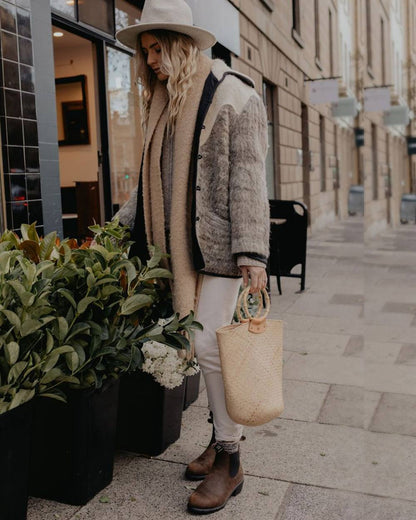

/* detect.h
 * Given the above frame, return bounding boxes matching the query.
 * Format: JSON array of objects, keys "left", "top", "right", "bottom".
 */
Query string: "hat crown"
[{"left": 141, "top": 0, "right": 194, "bottom": 26}]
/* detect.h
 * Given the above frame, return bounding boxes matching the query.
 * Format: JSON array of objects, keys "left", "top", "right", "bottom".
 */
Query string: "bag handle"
[
  {"left": 237, "top": 287, "right": 271, "bottom": 334},
  {"left": 236, "top": 287, "right": 263, "bottom": 322}
]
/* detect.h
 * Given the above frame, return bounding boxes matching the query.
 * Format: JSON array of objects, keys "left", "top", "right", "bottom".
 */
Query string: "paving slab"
[
  {"left": 382, "top": 302, "right": 416, "bottom": 314},
  {"left": 396, "top": 343, "right": 416, "bottom": 365},
  {"left": 159, "top": 406, "right": 416, "bottom": 501},
  {"left": 362, "top": 341, "right": 403, "bottom": 363},
  {"left": 284, "top": 329, "right": 350, "bottom": 356},
  {"left": 280, "top": 380, "right": 329, "bottom": 422},
  {"left": 287, "top": 296, "right": 363, "bottom": 320},
  {"left": 283, "top": 353, "right": 364, "bottom": 387},
  {"left": 281, "top": 314, "right": 364, "bottom": 336},
  {"left": 364, "top": 308, "right": 415, "bottom": 327},
  {"left": 370, "top": 285, "right": 416, "bottom": 301},
  {"left": 363, "top": 360, "right": 416, "bottom": 395},
  {"left": 365, "top": 250, "right": 416, "bottom": 267},
  {"left": 365, "top": 324, "right": 416, "bottom": 343},
  {"left": 276, "top": 483, "right": 416, "bottom": 520},
  {"left": 343, "top": 335, "right": 364, "bottom": 356},
  {"left": 373, "top": 276, "right": 416, "bottom": 289},
  {"left": 27, "top": 498, "right": 79, "bottom": 520},
  {"left": 329, "top": 293, "right": 364, "bottom": 305},
  {"left": 369, "top": 392, "right": 416, "bottom": 436},
  {"left": 309, "top": 316, "right": 364, "bottom": 336},
  {"left": 317, "top": 384, "right": 381, "bottom": 429},
  {"left": 66, "top": 457, "right": 288, "bottom": 520}
]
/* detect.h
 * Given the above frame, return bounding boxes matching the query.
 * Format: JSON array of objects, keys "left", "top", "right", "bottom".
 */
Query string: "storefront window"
[
  {"left": 115, "top": 0, "right": 141, "bottom": 32},
  {"left": 51, "top": 0, "right": 142, "bottom": 38},
  {"left": 78, "top": 0, "right": 115, "bottom": 35},
  {"left": 106, "top": 46, "right": 143, "bottom": 212},
  {"left": 50, "top": 0, "right": 76, "bottom": 19}
]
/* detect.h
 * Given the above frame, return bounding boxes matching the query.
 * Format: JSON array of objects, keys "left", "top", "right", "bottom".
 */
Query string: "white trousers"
[{"left": 194, "top": 274, "right": 244, "bottom": 443}]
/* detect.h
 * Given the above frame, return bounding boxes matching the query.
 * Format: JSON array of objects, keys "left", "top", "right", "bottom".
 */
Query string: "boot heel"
[{"left": 232, "top": 481, "right": 244, "bottom": 496}]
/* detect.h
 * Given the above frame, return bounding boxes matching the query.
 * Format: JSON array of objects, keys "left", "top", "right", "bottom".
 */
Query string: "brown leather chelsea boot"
[
  {"left": 187, "top": 446, "right": 244, "bottom": 514},
  {"left": 185, "top": 414, "right": 216, "bottom": 481},
  {"left": 185, "top": 441, "right": 217, "bottom": 481}
]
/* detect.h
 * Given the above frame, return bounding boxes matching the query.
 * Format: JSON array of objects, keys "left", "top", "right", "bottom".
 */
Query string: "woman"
[{"left": 116, "top": 0, "right": 270, "bottom": 514}]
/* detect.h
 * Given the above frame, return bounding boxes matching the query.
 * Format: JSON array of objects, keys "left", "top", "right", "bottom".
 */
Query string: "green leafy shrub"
[
  {"left": 0, "top": 248, "right": 76, "bottom": 413},
  {"left": 0, "top": 221, "right": 202, "bottom": 412}
]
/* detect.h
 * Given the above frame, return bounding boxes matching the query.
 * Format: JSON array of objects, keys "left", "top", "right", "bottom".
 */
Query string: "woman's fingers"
[
  {"left": 250, "top": 270, "right": 260, "bottom": 293},
  {"left": 240, "top": 266, "right": 267, "bottom": 293},
  {"left": 240, "top": 266, "right": 250, "bottom": 288}
]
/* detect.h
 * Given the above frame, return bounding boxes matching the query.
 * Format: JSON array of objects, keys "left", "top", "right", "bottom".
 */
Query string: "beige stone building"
[
  {"left": 357, "top": 0, "right": 416, "bottom": 234},
  {"left": 227, "top": 0, "right": 416, "bottom": 233},
  {"left": 228, "top": 0, "right": 354, "bottom": 230}
]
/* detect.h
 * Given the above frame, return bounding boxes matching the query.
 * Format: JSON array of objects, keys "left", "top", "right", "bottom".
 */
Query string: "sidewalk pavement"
[{"left": 28, "top": 218, "right": 416, "bottom": 520}]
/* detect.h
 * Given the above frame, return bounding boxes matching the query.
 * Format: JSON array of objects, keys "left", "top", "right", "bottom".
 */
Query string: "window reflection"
[
  {"left": 106, "top": 47, "right": 143, "bottom": 212},
  {"left": 50, "top": 0, "right": 76, "bottom": 19},
  {"left": 115, "top": 0, "right": 141, "bottom": 32},
  {"left": 78, "top": 0, "right": 114, "bottom": 35}
]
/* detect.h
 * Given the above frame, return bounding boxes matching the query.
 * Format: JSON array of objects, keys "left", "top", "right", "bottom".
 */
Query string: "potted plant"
[
  {"left": 183, "top": 371, "right": 202, "bottom": 410},
  {"left": 0, "top": 237, "right": 79, "bottom": 519},
  {"left": 0, "top": 221, "right": 201, "bottom": 506},
  {"left": 13, "top": 221, "right": 201, "bottom": 504},
  {"left": 117, "top": 311, "right": 201, "bottom": 456}
]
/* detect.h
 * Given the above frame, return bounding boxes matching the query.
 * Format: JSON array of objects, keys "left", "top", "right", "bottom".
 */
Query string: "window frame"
[
  {"left": 292, "top": 0, "right": 304, "bottom": 48},
  {"left": 366, "top": 0, "right": 374, "bottom": 77},
  {"left": 262, "top": 80, "right": 280, "bottom": 199},
  {"left": 372, "top": 123, "right": 378, "bottom": 200},
  {"left": 328, "top": 8, "right": 334, "bottom": 77},
  {"left": 51, "top": 0, "right": 116, "bottom": 39},
  {"left": 314, "top": 0, "right": 322, "bottom": 69},
  {"left": 381, "top": 17, "right": 386, "bottom": 85},
  {"left": 319, "top": 115, "right": 326, "bottom": 192}
]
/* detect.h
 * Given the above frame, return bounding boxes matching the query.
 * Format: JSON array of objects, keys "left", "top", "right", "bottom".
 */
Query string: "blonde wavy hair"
[{"left": 136, "top": 30, "right": 200, "bottom": 134}]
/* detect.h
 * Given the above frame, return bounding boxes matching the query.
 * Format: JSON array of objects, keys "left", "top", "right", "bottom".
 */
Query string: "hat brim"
[{"left": 116, "top": 22, "right": 217, "bottom": 51}]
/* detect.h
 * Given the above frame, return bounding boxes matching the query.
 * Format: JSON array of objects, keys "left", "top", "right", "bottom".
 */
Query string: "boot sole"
[{"left": 187, "top": 480, "right": 244, "bottom": 515}]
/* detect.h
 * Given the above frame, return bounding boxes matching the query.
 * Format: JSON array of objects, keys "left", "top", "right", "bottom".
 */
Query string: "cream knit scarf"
[{"left": 141, "top": 53, "right": 213, "bottom": 319}]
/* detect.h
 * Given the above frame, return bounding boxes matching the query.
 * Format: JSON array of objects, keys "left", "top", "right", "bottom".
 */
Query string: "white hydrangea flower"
[
  {"left": 157, "top": 318, "right": 171, "bottom": 326},
  {"left": 141, "top": 340, "right": 200, "bottom": 390}
]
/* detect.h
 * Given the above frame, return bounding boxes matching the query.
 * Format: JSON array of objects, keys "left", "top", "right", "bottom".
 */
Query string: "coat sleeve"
[
  {"left": 113, "top": 185, "right": 138, "bottom": 229},
  {"left": 229, "top": 94, "right": 270, "bottom": 262}
]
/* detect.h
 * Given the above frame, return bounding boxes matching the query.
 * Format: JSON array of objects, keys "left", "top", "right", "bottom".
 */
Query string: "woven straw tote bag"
[{"left": 216, "top": 287, "right": 284, "bottom": 426}]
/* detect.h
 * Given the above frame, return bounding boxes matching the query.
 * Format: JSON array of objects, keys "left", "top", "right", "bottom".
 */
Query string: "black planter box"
[
  {"left": 29, "top": 378, "right": 120, "bottom": 505},
  {"left": 0, "top": 401, "right": 33, "bottom": 520},
  {"left": 183, "top": 372, "right": 201, "bottom": 410},
  {"left": 117, "top": 371, "right": 185, "bottom": 456}
]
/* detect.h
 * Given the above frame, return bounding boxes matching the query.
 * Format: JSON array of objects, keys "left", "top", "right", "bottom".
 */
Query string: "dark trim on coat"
[
  {"left": 236, "top": 252, "right": 268, "bottom": 265},
  {"left": 199, "top": 270, "right": 243, "bottom": 279},
  {"left": 190, "top": 71, "right": 220, "bottom": 271},
  {"left": 129, "top": 156, "right": 149, "bottom": 262}
]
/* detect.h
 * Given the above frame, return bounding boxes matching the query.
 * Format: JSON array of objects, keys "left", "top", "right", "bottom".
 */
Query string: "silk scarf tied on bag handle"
[{"left": 216, "top": 288, "right": 284, "bottom": 426}]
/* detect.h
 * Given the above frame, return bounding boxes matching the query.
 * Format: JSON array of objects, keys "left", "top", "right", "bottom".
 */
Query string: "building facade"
[
  {"left": 0, "top": 0, "right": 415, "bottom": 238},
  {"left": 357, "top": 0, "right": 416, "bottom": 235}
]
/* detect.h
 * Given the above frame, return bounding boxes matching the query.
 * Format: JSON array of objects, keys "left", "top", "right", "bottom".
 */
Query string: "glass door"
[
  {"left": 105, "top": 46, "right": 143, "bottom": 214},
  {"left": 52, "top": 26, "right": 102, "bottom": 239}
]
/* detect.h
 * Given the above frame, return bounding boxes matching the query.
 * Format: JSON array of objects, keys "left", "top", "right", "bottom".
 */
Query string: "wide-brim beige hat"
[{"left": 116, "top": 0, "right": 216, "bottom": 51}]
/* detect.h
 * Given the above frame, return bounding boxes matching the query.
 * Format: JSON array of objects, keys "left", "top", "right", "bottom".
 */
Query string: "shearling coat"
[{"left": 117, "top": 58, "right": 270, "bottom": 281}]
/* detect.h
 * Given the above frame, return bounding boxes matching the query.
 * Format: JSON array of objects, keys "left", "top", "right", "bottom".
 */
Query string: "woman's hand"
[{"left": 239, "top": 266, "right": 267, "bottom": 294}]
